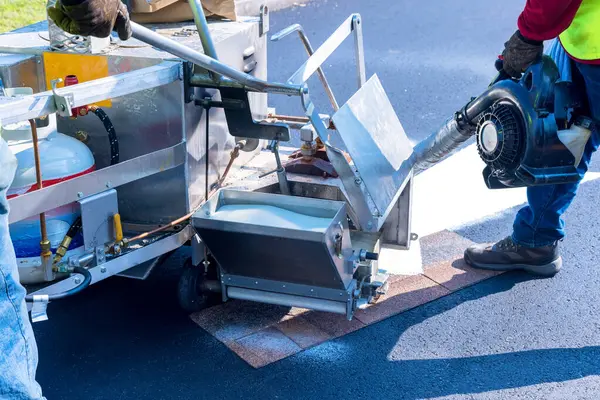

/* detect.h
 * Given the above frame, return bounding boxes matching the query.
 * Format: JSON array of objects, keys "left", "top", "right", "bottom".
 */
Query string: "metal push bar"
[{"left": 129, "top": 22, "right": 303, "bottom": 96}]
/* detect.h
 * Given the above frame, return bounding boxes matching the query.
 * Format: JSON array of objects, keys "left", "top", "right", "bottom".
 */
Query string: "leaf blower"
[{"left": 407, "top": 54, "right": 596, "bottom": 189}]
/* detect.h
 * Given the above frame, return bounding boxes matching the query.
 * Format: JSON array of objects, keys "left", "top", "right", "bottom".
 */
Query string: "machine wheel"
[{"left": 177, "top": 258, "right": 218, "bottom": 312}]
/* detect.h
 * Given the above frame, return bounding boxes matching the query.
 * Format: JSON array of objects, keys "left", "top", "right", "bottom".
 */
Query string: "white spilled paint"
[
  {"left": 412, "top": 143, "right": 527, "bottom": 237},
  {"left": 411, "top": 143, "right": 600, "bottom": 237},
  {"left": 383, "top": 142, "right": 600, "bottom": 276},
  {"left": 379, "top": 241, "right": 423, "bottom": 276}
]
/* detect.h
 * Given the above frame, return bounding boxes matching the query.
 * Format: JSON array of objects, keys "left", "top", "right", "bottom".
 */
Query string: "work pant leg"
[
  {"left": 0, "top": 137, "right": 45, "bottom": 399},
  {"left": 512, "top": 62, "right": 600, "bottom": 247}
]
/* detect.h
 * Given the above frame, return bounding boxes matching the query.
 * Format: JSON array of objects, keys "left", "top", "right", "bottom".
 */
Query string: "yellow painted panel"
[{"left": 43, "top": 52, "right": 112, "bottom": 108}]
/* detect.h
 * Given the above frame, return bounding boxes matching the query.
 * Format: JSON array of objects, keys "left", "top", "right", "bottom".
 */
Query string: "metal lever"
[
  {"left": 129, "top": 21, "right": 303, "bottom": 96},
  {"left": 271, "top": 24, "right": 339, "bottom": 111},
  {"left": 259, "top": 140, "right": 290, "bottom": 195}
]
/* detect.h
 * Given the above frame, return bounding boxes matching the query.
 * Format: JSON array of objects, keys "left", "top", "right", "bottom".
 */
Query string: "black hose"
[
  {"left": 25, "top": 267, "right": 92, "bottom": 302},
  {"left": 52, "top": 216, "right": 83, "bottom": 265},
  {"left": 463, "top": 80, "right": 529, "bottom": 124},
  {"left": 66, "top": 216, "right": 82, "bottom": 238},
  {"left": 90, "top": 106, "right": 119, "bottom": 165}
]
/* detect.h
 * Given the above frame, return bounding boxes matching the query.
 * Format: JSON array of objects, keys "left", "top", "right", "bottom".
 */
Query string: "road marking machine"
[{"left": 1, "top": 1, "right": 589, "bottom": 322}]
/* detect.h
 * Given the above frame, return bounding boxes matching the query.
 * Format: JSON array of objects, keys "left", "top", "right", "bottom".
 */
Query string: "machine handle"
[{"left": 489, "top": 56, "right": 512, "bottom": 86}]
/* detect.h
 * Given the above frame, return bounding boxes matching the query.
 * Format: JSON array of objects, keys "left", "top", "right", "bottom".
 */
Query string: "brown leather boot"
[{"left": 464, "top": 236, "right": 562, "bottom": 277}]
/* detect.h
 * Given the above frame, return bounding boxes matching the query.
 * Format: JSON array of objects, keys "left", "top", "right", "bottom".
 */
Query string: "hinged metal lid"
[{"left": 329, "top": 74, "right": 413, "bottom": 231}]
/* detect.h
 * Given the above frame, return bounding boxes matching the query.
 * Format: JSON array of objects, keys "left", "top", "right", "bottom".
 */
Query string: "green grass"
[{"left": 0, "top": 0, "right": 46, "bottom": 33}]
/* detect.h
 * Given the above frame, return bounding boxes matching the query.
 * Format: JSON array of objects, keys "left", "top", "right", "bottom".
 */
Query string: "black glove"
[
  {"left": 501, "top": 30, "right": 543, "bottom": 78},
  {"left": 48, "top": 0, "right": 132, "bottom": 41}
]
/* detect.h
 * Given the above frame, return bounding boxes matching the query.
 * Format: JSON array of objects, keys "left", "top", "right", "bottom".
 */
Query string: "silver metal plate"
[
  {"left": 79, "top": 189, "right": 119, "bottom": 251},
  {"left": 332, "top": 74, "right": 413, "bottom": 220}
]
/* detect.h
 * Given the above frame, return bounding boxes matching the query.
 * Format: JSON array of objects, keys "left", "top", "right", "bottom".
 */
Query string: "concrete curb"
[{"left": 236, "top": 0, "right": 310, "bottom": 16}]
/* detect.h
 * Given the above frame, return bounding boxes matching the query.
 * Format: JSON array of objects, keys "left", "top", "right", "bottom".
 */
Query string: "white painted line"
[{"left": 411, "top": 143, "right": 600, "bottom": 237}]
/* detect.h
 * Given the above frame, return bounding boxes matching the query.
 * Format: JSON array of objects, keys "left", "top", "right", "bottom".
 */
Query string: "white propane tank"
[{"left": 2, "top": 87, "right": 95, "bottom": 284}]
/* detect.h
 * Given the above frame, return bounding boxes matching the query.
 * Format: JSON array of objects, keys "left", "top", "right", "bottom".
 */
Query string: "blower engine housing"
[{"left": 474, "top": 55, "right": 592, "bottom": 189}]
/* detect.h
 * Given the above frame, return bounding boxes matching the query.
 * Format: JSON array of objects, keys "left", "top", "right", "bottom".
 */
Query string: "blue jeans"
[
  {"left": 0, "top": 137, "right": 45, "bottom": 399},
  {"left": 513, "top": 61, "right": 600, "bottom": 247}
]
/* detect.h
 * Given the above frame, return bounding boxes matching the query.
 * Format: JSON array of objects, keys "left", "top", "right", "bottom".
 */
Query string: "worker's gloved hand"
[
  {"left": 47, "top": 0, "right": 132, "bottom": 41},
  {"left": 501, "top": 30, "right": 543, "bottom": 78}
]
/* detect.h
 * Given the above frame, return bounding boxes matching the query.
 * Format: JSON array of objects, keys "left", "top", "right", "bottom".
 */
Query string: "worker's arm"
[
  {"left": 518, "top": 0, "right": 583, "bottom": 42},
  {"left": 47, "top": 0, "right": 132, "bottom": 41},
  {"left": 501, "top": 0, "right": 582, "bottom": 78}
]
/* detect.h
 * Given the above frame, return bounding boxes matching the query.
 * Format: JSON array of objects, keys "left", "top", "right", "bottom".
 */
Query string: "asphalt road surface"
[{"left": 33, "top": 1, "right": 600, "bottom": 399}]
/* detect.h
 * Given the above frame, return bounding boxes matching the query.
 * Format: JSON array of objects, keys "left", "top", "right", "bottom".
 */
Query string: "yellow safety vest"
[{"left": 559, "top": 0, "right": 600, "bottom": 61}]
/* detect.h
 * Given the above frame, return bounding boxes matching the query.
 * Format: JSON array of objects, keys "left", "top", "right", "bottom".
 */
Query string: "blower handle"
[{"left": 489, "top": 56, "right": 512, "bottom": 86}]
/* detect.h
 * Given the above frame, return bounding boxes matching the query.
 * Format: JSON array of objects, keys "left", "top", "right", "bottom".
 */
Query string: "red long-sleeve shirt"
[
  {"left": 518, "top": 0, "right": 599, "bottom": 63},
  {"left": 518, "top": 0, "right": 583, "bottom": 42}
]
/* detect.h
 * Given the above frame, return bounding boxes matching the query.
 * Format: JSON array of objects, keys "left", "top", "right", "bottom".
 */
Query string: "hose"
[
  {"left": 25, "top": 266, "right": 92, "bottom": 302},
  {"left": 88, "top": 105, "right": 119, "bottom": 165},
  {"left": 53, "top": 216, "right": 83, "bottom": 266}
]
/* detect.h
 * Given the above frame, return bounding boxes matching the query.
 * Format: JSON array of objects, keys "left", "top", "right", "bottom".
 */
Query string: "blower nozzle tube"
[
  {"left": 409, "top": 116, "right": 475, "bottom": 174},
  {"left": 408, "top": 79, "right": 526, "bottom": 175}
]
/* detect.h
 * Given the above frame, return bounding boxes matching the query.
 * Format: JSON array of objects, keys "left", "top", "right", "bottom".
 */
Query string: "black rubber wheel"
[{"left": 177, "top": 258, "right": 216, "bottom": 312}]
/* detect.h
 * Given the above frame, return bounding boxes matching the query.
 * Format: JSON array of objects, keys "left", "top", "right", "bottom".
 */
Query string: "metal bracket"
[
  {"left": 216, "top": 87, "right": 290, "bottom": 141},
  {"left": 30, "top": 295, "right": 49, "bottom": 323},
  {"left": 182, "top": 61, "right": 195, "bottom": 104},
  {"left": 95, "top": 246, "right": 106, "bottom": 265},
  {"left": 50, "top": 78, "right": 74, "bottom": 117},
  {"left": 79, "top": 189, "right": 119, "bottom": 251},
  {"left": 259, "top": 5, "right": 270, "bottom": 37}
]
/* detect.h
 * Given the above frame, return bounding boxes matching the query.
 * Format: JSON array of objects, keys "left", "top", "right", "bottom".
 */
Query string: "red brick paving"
[
  {"left": 353, "top": 275, "right": 451, "bottom": 325},
  {"left": 274, "top": 317, "right": 332, "bottom": 349},
  {"left": 424, "top": 258, "right": 501, "bottom": 292}
]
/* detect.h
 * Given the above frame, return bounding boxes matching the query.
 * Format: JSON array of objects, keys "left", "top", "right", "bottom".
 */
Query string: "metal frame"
[
  {"left": 287, "top": 14, "right": 365, "bottom": 88},
  {"left": 271, "top": 24, "right": 339, "bottom": 111},
  {"left": 221, "top": 274, "right": 354, "bottom": 302},
  {"left": 381, "top": 176, "right": 414, "bottom": 249},
  {"left": 8, "top": 143, "right": 186, "bottom": 224},
  {"left": 28, "top": 227, "right": 193, "bottom": 298},
  {"left": 0, "top": 61, "right": 182, "bottom": 124},
  {"left": 221, "top": 274, "right": 357, "bottom": 319}
]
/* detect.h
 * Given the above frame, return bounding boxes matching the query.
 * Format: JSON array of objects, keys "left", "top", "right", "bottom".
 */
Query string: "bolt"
[
  {"left": 255, "top": 281, "right": 259, "bottom": 285},
  {"left": 77, "top": 192, "right": 83, "bottom": 198},
  {"left": 310, "top": 289, "right": 314, "bottom": 292},
  {"left": 100, "top": 266, "right": 107, "bottom": 273},
  {"left": 354, "top": 178, "right": 362, "bottom": 185},
  {"left": 74, "top": 277, "right": 81, "bottom": 285},
  {"left": 282, "top": 285, "right": 286, "bottom": 288},
  {"left": 105, "top": 181, "right": 111, "bottom": 188}
]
